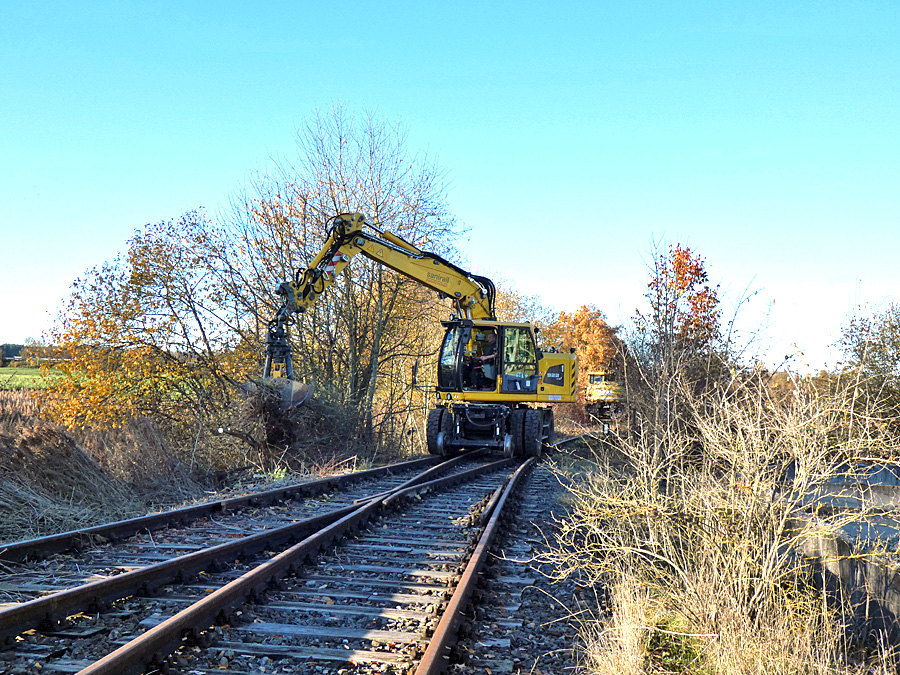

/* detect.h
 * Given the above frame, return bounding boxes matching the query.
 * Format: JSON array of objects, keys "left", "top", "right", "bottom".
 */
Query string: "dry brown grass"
[
  {"left": 76, "top": 417, "right": 204, "bottom": 499},
  {"left": 549, "top": 373, "right": 900, "bottom": 674},
  {"left": 0, "top": 388, "right": 388, "bottom": 544},
  {"left": 0, "top": 389, "right": 41, "bottom": 433},
  {"left": 0, "top": 392, "right": 142, "bottom": 541},
  {"left": 577, "top": 580, "right": 658, "bottom": 675},
  {"left": 0, "top": 390, "right": 206, "bottom": 542}
]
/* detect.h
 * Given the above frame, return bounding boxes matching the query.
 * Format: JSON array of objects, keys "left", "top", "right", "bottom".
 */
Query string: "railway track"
[
  {"left": 0, "top": 451, "right": 539, "bottom": 674},
  {"left": 0, "top": 456, "right": 444, "bottom": 569}
]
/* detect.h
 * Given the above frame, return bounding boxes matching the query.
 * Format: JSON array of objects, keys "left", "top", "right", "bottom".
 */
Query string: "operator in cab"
[{"left": 476, "top": 331, "right": 497, "bottom": 387}]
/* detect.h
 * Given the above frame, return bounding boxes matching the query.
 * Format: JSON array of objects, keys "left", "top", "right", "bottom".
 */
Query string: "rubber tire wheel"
[
  {"left": 542, "top": 409, "right": 555, "bottom": 449},
  {"left": 509, "top": 409, "right": 526, "bottom": 457},
  {"left": 523, "top": 409, "right": 543, "bottom": 458},
  {"left": 426, "top": 408, "right": 445, "bottom": 455},
  {"left": 438, "top": 410, "right": 455, "bottom": 456}
]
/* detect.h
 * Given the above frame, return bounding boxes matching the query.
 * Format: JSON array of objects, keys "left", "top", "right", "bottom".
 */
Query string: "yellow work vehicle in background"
[
  {"left": 262, "top": 213, "right": 578, "bottom": 457},
  {"left": 584, "top": 370, "right": 625, "bottom": 427}
]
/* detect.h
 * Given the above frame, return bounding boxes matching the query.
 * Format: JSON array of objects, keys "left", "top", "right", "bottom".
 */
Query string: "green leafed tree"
[{"left": 838, "top": 301, "right": 900, "bottom": 437}]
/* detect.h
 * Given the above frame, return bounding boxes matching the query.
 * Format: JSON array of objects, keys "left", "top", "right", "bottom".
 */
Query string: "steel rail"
[
  {"left": 477, "top": 479, "right": 509, "bottom": 528},
  {"left": 0, "top": 455, "right": 439, "bottom": 564},
  {"left": 415, "top": 457, "right": 536, "bottom": 674},
  {"left": 0, "top": 454, "right": 467, "bottom": 644},
  {"left": 352, "top": 450, "right": 483, "bottom": 504},
  {"left": 75, "top": 456, "right": 519, "bottom": 675},
  {"left": 0, "top": 501, "right": 356, "bottom": 644},
  {"left": 550, "top": 432, "right": 590, "bottom": 449}
]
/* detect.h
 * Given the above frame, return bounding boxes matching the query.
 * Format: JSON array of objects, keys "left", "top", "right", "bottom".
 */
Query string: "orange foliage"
[
  {"left": 544, "top": 304, "right": 618, "bottom": 404},
  {"left": 45, "top": 211, "right": 255, "bottom": 431},
  {"left": 645, "top": 244, "right": 720, "bottom": 350}
]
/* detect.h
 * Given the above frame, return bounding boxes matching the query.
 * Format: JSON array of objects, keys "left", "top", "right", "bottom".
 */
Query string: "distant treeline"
[
  {"left": 1, "top": 344, "right": 27, "bottom": 366},
  {"left": 1, "top": 344, "right": 23, "bottom": 358}
]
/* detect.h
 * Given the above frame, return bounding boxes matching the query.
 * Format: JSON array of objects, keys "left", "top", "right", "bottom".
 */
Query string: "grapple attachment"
[{"left": 243, "top": 378, "right": 315, "bottom": 410}]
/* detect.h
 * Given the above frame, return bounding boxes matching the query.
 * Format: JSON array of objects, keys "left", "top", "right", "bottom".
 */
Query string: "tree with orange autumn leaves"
[
  {"left": 542, "top": 304, "right": 619, "bottom": 406},
  {"left": 627, "top": 242, "right": 723, "bottom": 443},
  {"left": 45, "top": 212, "right": 254, "bottom": 433},
  {"left": 638, "top": 243, "right": 720, "bottom": 358}
]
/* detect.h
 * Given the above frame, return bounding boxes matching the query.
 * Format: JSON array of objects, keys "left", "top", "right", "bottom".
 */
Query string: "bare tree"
[
  {"left": 837, "top": 301, "right": 900, "bottom": 439},
  {"left": 222, "top": 106, "right": 461, "bottom": 445}
]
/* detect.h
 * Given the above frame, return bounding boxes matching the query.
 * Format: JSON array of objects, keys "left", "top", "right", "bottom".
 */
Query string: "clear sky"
[{"left": 2, "top": 1, "right": 898, "bottom": 372}]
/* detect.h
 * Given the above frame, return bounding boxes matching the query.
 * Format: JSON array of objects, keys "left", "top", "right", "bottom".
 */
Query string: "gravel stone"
[{"left": 451, "top": 460, "right": 581, "bottom": 674}]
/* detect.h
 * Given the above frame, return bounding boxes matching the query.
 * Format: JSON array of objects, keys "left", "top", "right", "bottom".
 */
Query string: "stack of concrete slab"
[{"left": 793, "top": 462, "right": 900, "bottom": 642}]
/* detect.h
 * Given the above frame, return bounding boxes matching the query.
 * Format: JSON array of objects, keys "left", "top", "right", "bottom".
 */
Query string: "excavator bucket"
[
  {"left": 242, "top": 378, "right": 315, "bottom": 410},
  {"left": 275, "top": 379, "right": 315, "bottom": 409}
]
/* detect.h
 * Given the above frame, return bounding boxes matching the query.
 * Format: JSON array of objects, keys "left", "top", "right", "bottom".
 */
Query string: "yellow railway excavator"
[
  {"left": 584, "top": 370, "right": 626, "bottom": 423},
  {"left": 262, "top": 213, "right": 578, "bottom": 457}
]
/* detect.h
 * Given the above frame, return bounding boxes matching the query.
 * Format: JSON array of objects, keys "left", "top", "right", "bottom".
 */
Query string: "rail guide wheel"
[
  {"left": 509, "top": 408, "right": 526, "bottom": 457},
  {"left": 542, "top": 408, "right": 555, "bottom": 448}
]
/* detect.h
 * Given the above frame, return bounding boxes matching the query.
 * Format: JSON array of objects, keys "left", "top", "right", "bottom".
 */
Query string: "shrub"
[{"left": 549, "top": 371, "right": 900, "bottom": 673}]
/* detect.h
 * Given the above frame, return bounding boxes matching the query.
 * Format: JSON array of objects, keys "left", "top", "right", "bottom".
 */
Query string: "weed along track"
[
  {"left": 0, "top": 457, "right": 443, "bottom": 571},
  {"left": 0, "top": 452, "right": 537, "bottom": 674}
]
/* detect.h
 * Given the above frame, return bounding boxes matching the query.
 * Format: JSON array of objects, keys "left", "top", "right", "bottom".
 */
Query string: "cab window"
[{"left": 438, "top": 325, "right": 463, "bottom": 390}]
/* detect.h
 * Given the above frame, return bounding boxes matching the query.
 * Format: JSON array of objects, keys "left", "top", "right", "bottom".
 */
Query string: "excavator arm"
[{"left": 264, "top": 213, "right": 495, "bottom": 379}]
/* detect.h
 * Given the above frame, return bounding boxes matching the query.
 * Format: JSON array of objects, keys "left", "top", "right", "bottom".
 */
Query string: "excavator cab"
[
  {"left": 437, "top": 320, "right": 540, "bottom": 396},
  {"left": 438, "top": 322, "right": 492, "bottom": 392},
  {"left": 584, "top": 369, "right": 626, "bottom": 426},
  {"left": 499, "top": 325, "right": 538, "bottom": 394},
  {"left": 431, "top": 318, "right": 554, "bottom": 457},
  {"left": 464, "top": 327, "right": 499, "bottom": 391}
]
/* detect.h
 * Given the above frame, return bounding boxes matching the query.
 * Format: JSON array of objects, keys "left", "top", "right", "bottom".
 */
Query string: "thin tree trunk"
[{"left": 365, "top": 266, "right": 384, "bottom": 442}]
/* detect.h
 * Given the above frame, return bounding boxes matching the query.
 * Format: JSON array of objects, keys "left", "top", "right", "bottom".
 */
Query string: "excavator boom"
[{"left": 277, "top": 213, "right": 495, "bottom": 321}]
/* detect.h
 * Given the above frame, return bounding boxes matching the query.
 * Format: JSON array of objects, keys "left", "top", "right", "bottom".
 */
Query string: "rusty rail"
[
  {"left": 0, "top": 454, "right": 466, "bottom": 644},
  {"left": 0, "top": 455, "right": 439, "bottom": 564},
  {"left": 75, "top": 457, "right": 517, "bottom": 675},
  {"left": 414, "top": 457, "right": 536, "bottom": 674}
]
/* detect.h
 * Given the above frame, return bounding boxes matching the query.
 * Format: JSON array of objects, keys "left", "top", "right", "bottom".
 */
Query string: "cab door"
[
  {"left": 500, "top": 326, "right": 538, "bottom": 394},
  {"left": 437, "top": 323, "right": 471, "bottom": 392}
]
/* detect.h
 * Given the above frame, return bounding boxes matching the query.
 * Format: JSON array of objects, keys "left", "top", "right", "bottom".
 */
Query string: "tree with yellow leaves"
[
  {"left": 48, "top": 108, "right": 462, "bottom": 467},
  {"left": 46, "top": 211, "right": 257, "bottom": 465}
]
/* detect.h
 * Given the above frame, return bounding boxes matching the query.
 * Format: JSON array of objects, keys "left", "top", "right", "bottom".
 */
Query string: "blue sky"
[{"left": 2, "top": 1, "right": 898, "bottom": 371}]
